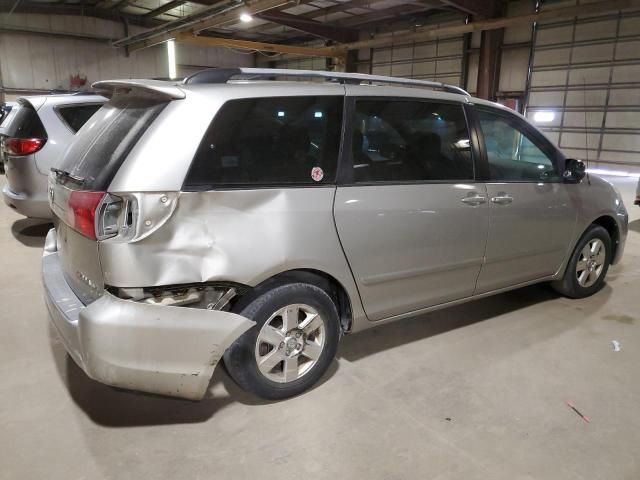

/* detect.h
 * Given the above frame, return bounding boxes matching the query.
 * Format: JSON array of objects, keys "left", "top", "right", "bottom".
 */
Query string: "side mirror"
[{"left": 563, "top": 158, "right": 586, "bottom": 183}]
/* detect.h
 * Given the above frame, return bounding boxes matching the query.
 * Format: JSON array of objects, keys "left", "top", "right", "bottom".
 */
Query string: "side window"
[
  {"left": 350, "top": 99, "right": 473, "bottom": 183},
  {"left": 185, "top": 96, "right": 343, "bottom": 189},
  {"left": 476, "top": 109, "right": 560, "bottom": 182},
  {"left": 57, "top": 104, "right": 103, "bottom": 133}
]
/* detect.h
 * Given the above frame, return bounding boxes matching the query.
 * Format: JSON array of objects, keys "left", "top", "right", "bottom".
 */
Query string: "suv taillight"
[
  {"left": 65, "top": 191, "right": 126, "bottom": 240},
  {"left": 5, "top": 137, "right": 46, "bottom": 156},
  {"left": 67, "top": 191, "right": 105, "bottom": 240}
]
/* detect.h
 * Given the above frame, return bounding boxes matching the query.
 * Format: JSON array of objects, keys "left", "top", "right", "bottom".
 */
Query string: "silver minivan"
[
  {"left": 3, "top": 93, "right": 106, "bottom": 219},
  {"left": 43, "top": 68, "right": 628, "bottom": 401}
]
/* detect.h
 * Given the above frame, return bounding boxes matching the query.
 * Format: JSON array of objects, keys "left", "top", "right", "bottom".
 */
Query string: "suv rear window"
[
  {"left": 60, "top": 93, "right": 167, "bottom": 191},
  {"left": 8, "top": 103, "right": 46, "bottom": 139},
  {"left": 0, "top": 104, "right": 13, "bottom": 126},
  {"left": 57, "top": 104, "right": 103, "bottom": 133},
  {"left": 184, "top": 96, "right": 343, "bottom": 189}
]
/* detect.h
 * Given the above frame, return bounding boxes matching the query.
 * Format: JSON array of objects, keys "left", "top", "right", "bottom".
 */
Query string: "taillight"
[
  {"left": 67, "top": 191, "right": 105, "bottom": 240},
  {"left": 5, "top": 137, "right": 46, "bottom": 156}
]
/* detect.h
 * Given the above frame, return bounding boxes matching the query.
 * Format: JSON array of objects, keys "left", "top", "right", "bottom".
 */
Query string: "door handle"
[
  {"left": 461, "top": 194, "right": 487, "bottom": 206},
  {"left": 490, "top": 194, "right": 513, "bottom": 205}
]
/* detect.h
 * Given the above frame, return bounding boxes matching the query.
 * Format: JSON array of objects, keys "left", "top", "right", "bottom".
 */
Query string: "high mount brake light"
[{"left": 5, "top": 138, "right": 46, "bottom": 156}]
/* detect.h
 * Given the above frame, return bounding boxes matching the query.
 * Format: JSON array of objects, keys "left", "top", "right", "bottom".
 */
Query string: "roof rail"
[{"left": 183, "top": 67, "right": 470, "bottom": 96}]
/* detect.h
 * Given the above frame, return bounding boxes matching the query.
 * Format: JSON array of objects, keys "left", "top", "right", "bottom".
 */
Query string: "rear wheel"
[
  {"left": 552, "top": 224, "right": 611, "bottom": 298},
  {"left": 223, "top": 283, "right": 340, "bottom": 400}
]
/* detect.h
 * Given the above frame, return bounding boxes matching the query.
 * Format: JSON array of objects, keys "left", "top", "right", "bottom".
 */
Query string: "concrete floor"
[{"left": 1, "top": 174, "right": 639, "bottom": 480}]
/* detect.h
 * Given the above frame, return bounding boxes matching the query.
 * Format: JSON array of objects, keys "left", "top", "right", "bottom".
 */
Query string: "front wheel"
[
  {"left": 552, "top": 224, "right": 612, "bottom": 298},
  {"left": 223, "top": 283, "right": 340, "bottom": 400}
]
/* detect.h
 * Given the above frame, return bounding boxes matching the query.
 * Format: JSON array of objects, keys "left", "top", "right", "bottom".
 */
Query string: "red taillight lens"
[
  {"left": 5, "top": 137, "right": 46, "bottom": 156},
  {"left": 67, "top": 191, "right": 105, "bottom": 240}
]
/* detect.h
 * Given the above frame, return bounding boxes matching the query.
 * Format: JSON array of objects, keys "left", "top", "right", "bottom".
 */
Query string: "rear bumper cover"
[
  {"left": 42, "top": 228, "right": 254, "bottom": 400},
  {"left": 2, "top": 184, "right": 51, "bottom": 219}
]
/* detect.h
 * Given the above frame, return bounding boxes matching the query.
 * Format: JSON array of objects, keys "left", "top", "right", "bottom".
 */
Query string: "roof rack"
[{"left": 183, "top": 67, "right": 470, "bottom": 96}]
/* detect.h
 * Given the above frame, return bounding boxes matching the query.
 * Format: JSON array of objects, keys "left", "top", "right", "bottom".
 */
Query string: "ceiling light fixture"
[{"left": 240, "top": 13, "right": 253, "bottom": 23}]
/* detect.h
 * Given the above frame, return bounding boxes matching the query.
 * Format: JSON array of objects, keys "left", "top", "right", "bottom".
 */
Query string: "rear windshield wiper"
[{"left": 51, "top": 167, "right": 84, "bottom": 185}]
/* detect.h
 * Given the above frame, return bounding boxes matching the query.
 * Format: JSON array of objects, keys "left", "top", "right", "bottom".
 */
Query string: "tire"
[
  {"left": 223, "top": 282, "right": 340, "bottom": 400},
  {"left": 552, "top": 224, "right": 612, "bottom": 299}
]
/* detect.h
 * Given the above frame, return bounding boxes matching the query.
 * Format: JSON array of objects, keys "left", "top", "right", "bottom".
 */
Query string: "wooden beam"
[
  {"left": 339, "top": 0, "right": 640, "bottom": 51},
  {"left": 175, "top": 32, "right": 344, "bottom": 57}
]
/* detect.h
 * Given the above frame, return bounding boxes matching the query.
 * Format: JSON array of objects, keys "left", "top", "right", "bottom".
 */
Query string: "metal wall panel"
[
  {"left": 526, "top": 7, "right": 640, "bottom": 167},
  {"left": 0, "top": 13, "right": 252, "bottom": 96}
]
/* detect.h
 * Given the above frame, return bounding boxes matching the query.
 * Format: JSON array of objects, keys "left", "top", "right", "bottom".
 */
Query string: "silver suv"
[
  {"left": 43, "top": 68, "right": 628, "bottom": 401},
  {"left": 3, "top": 93, "right": 106, "bottom": 219}
]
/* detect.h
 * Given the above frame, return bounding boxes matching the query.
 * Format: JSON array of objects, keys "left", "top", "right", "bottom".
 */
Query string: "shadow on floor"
[
  {"left": 11, "top": 218, "right": 52, "bottom": 248},
  {"left": 338, "top": 284, "right": 562, "bottom": 362},
  {"left": 629, "top": 218, "right": 640, "bottom": 233},
  {"left": 51, "top": 320, "right": 340, "bottom": 427},
  {"left": 51, "top": 283, "right": 600, "bottom": 428}
]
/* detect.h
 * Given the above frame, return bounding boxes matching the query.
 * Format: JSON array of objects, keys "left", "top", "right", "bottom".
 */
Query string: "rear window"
[
  {"left": 60, "top": 93, "right": 167, "bottom": 191},
  {"left": 57, "top": 104, "right": 103, "bottom": 133},
  {"left": 184, "top": 96, "right": 344, "bottom": 189},
  {"left": 8, "top": 103, "right": 46, "bottom": 139}
]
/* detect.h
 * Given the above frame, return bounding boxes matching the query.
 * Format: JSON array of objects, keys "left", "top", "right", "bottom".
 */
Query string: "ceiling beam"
[
  {"left": 144, "top": 0, "right": 187, "bottom": 18},
  {"left": 338, "top": 0, "right": 640, "bottom": 50},
  {"left": 119, "top": 0, "right": 297, "bottom": 51},
  {"left": 254, "top": 10, "right": 358, "bottom": 42},
  {"left": 175, "top": 31, "right": 342, "bottom": 57},
  {"left": 336, "top": 4, "right": 437, "bottom": 28},
  {"left": 439, "top": 0, "right": 499, "bottom": 18},
  {"left": 0, "top": 0, "right": 161, "bottom": 27}
]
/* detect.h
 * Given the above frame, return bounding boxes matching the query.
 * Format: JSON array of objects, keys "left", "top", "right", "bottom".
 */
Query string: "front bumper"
[{"left": 42, "top": 229, "right": 254, "bottom": 400}]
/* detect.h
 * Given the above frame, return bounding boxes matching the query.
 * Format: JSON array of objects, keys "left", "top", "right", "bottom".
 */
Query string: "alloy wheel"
[
  {"left": 254, "top": 304, "right": 326, "bottom": 383},
  {"left": 576, "top": 238, "right": 606, "bottom": 288}
]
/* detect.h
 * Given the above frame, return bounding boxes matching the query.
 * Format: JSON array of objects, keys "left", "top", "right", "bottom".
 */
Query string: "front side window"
[
  {"left": 57, "top": 104, "right": 103, "bottom": 133},
  {"left": 350, "top": 99, "right": 473, "bottom": 183},
  {"left": 476, "top": 109, "right": 560, "bottom": 182},
  {"left": 185, "top": 96, "right": 343, "bottom": 189}
]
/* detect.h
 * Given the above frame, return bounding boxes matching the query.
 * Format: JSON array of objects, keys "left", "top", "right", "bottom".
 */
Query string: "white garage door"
[
  {"left": 369, "top": 35, "right": 465, "bottom": 87},
  {"left": 526, "top": 10, "right": 640, "bottom": 168}
]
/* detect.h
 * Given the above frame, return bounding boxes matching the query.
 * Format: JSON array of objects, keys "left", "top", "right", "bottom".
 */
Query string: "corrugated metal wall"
[
  {"left": 367, "top": 33, "right": 464, "bottom": 87},
  {"left": 526, "top": 4, "right": 640, "bottom": 168},
  {"left": 0, "top": 14, "right": 253, "bottom": 100}
]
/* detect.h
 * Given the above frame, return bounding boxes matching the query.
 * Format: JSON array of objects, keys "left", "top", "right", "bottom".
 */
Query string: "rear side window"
[
  {"left": 184, "top": 96, "right": 343, "bottom": 189},
  {"left": 349, "top": 99, "right": 473, "bottom": 183},
  {"left": 8, "top": 103, "right": 46, "bottom": 139},
  {"left": 61, "top": 93, "right": 167, "bottom": 191},
  {"left": 57, "top": 104, "right": 103, "bottom": 133}
]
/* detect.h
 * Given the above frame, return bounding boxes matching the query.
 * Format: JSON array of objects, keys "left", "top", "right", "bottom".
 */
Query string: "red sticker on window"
[{"left": 311, "top": 167, "right": 324, "bottom": 182}]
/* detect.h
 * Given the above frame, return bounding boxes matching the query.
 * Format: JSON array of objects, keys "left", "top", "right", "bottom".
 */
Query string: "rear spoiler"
[{"left": 92, "top": 79, "right": 186, "bottom": 100}]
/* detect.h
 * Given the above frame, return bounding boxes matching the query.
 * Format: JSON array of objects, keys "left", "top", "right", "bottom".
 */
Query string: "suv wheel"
[
  {"left": 223, "top": 283, "right": 340, "bottom": 400},
  {"left": 552, "top": 224, "right": 612, "bottom": 298}
]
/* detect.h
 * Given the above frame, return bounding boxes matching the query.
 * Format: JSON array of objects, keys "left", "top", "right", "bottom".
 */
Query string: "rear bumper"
[
  {"left": 42, "top": 228, "right": 254, "bottom": 400},
  {"left": 2, "top": 184, "right": 51, "bottom": 219}
]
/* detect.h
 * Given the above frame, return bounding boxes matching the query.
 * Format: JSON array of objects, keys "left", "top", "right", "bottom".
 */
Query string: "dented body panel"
[
  {"left": 43, "top": 228, "right": 254, "bottom": 400},
  {"left": 99, "top": 188, "right": 368, "bottom": 329}
]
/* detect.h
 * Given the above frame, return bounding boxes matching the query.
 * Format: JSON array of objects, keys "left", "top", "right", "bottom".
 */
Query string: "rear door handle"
[
  {"left": 461, "top": 194, "right": 487, "bottom": 206},
  {"left": 490, "top": 194, "right": 513, "bottom": 205}
]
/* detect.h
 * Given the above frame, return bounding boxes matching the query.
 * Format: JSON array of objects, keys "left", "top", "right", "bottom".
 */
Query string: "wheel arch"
[
  {"left": 591, "top": 214, "right": 620, "bottom": 263},
  {"left": 232, "top": 269, "right": 354, "bottom": 334}
]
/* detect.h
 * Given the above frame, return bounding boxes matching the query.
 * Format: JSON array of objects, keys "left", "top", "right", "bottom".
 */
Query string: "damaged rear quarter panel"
[{"left": 98, "top": 188, "right": 368, "bottom": 328}]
